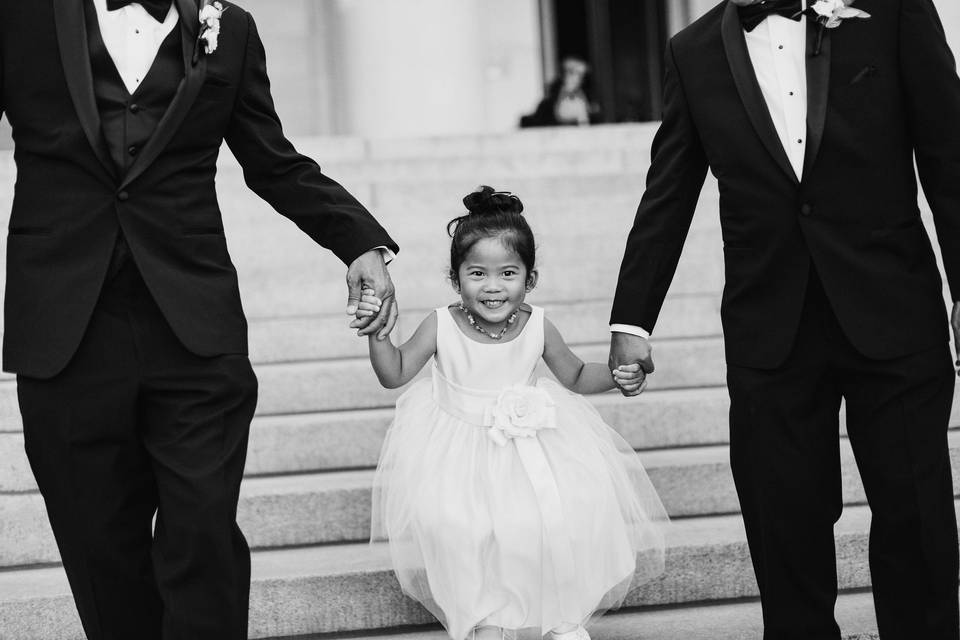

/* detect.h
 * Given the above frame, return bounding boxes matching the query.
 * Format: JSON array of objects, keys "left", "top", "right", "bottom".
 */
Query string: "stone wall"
[{"left": 1, "top": 0, "right": 959, "bottom": 145}]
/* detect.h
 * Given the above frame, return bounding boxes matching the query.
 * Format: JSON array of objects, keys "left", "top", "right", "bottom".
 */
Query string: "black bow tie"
[
  {"left": 106, "top": 0, "right": 173, "bottom": 23},
  {"left": 738, "top": 0, "right": 803, "bottom": 32}
]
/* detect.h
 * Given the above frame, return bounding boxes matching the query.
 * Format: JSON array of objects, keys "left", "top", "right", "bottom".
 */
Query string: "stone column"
[{"left": 329, "top": 0, "right": 540, "bottom": 137}]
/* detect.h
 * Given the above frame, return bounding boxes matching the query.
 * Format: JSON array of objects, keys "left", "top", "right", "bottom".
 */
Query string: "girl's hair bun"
[{"left": 462, "top": 185, "right": 524, "bottom": 216}]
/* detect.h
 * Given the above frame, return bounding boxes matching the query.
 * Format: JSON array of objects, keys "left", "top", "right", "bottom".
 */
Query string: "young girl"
[{"left": 365, "top": 186, "right": 668, "bottom": 640}]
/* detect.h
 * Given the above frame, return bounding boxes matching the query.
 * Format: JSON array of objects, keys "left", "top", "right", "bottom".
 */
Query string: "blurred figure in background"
[{"left": 520, "top": 56, "right": 600, "bottom": 127}]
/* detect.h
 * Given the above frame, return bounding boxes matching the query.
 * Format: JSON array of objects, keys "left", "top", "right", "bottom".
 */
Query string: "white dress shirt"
[
  {"left": 744, "top": 12, "right": 808, "bottom": 179},
  {"left": 91, "top": 0, "right": 179, "bottom": 95},
  {"left": 612, "top": 11, "right": 807, "bottom": 339}
]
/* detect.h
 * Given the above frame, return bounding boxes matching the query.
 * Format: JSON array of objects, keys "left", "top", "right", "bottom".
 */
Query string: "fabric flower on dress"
[{"left": 483, "top": 386, "right": 557, "bottom": 446}]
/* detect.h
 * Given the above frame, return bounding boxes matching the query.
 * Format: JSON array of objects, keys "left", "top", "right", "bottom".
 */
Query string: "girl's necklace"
[{"left": 457, "top": 302, "right": 518, "bottom": 340}]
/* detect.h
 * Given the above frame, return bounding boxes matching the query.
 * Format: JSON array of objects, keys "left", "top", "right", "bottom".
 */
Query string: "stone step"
[
  {"left": 218, "top": 123, "right": 662, "bottom": 165},
  {"left": 0, "top": 336, "right": 727, "bottom": 429},
  {"left": 358, "top": 123, "right": 660, "bottom": 160},
  {"left": 225, "top": 226, "right": 727, "bottom": 319},
  {"left": 1, "top": 500, "right": 939, "bottom": 639},
  {"left": 0, "top": 192, "right": 730, "bottom": 323},
  {"left": 220, "top": 147, "right": 655, "bottom": 184},
  {"left": 0, "top": 293, "right": 723, "bottom": 430},
  {"left": 219, "top": 191, "right": 722, "bottom": 251},
  {"left": 205, "top": 192, "right": 944, "bottom": 321},
  {"left": 250, "top": 295, "right": 723, "bottom": 366},
  {"left": 1, "top": 170, "right": 943, "bottom": 324},
  {"left": 208, "top": 173, "right": 727, "bottom": 319},
  {"left": 0, "top": 385, "right": 734, "bottom": 493},
  {"left": 245, "top": 292, "right": 718, "bottom": 364},
  {"left": 4, "top": 372, "right": 960, "bottom": 494},
  {"left": 7, "top": 428, "right": 960, "bottom": 568},
  {"left": 342, "top": 590, "right": 881, "bottom": 640}
]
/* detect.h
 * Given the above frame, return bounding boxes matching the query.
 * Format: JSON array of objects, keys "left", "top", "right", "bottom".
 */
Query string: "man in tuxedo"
[
  {"left": 0, "top": 0, "right": 398, "bottom": 637},
  {"left": 609, "top": 0, "right": 960, "bottom": 637}
]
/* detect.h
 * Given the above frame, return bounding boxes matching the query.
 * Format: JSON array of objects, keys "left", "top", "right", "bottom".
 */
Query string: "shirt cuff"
[
  {"left": 376, "top": 247, "right": 396, "bottom": 264},
  {"left": 610, "top": 324, "right": 651, "bottom": 339}
]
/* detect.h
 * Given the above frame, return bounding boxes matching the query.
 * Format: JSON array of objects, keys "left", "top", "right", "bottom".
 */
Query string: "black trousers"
[
  {"left": 18, "top": 262, "right": 257, "bottom": 640},
  {"left": 728, "top": 270, "right": 959, "bottom": 639}
]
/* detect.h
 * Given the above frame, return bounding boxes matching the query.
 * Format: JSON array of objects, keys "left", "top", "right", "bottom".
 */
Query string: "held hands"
[
  {"left": 609, "top": 332, "right": 655, "bottom": 397},
  {"left": 345, "top": 249, "right": 398, "bottom": 341}
]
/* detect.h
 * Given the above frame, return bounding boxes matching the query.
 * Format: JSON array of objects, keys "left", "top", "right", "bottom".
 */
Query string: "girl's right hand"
[
  {"left": 354, "top": 288, "right": 383, "bottom": 319},
  {"left": 612, "top": 363, "right": 647, "bottom": 396}
]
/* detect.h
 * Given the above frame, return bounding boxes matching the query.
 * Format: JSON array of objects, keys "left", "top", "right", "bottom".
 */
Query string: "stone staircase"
[{"left": 0, "top": 123, "right": 958, "bottom": 639}]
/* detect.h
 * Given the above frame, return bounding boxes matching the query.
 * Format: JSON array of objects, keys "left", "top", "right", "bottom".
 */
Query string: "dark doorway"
[{"left": 540, "top": 0, "right": 669, "bottom": 123}]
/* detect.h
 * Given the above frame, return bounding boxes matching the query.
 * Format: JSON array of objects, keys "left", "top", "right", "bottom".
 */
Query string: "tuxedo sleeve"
[
  {"left": 900, "top": 0, "right": 960, "bottom": 302},
  {"left": 0, "top": 24, "right": 4, "bottom": 122},
  {"left": 224, "top": 12, "right": 399, "bottom": 266},
  {"left": 609, "top": 40, "right": 708, "bottom": 331}
]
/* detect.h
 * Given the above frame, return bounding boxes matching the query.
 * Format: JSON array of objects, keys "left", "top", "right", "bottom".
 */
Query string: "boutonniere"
[
  {"left": 802, "top": 0, "right": 870, "bottom": 56},
  {"left": 193, "top": 0, "right": 227, "bottom": 64}
]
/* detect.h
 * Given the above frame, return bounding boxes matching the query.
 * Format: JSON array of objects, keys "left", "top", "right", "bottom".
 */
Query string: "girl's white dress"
[{"left": 371, "top": 306, "right": 668, "bottom": 640}]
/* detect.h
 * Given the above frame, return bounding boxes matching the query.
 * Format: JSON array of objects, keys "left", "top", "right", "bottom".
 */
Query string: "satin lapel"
[
  {"left": 53, "top": 0, "right": 117, "bottom": 180},
  {"left": 120, "top": 0, "right": 205, "bottom": 189},
  {"left": 801, "top": 19, "right": 831, "bottom": 180},
  {"left": 721, "top": 1, "right": 798, "bottom": 185}
]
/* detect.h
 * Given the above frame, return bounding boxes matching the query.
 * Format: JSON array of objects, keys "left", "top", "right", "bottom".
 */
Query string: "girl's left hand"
[
  {"left": 353, "top": 288, "right": 383, "bottom": 319},
  {"left": 612, "top": 363, "right": 647, "bottom": 395}
]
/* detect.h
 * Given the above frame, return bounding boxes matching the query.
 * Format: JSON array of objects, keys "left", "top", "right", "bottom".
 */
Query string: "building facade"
[
  {"left": 2, "top": 0, "right": 960, "bottom": 144},
  {"left": 242, "top": 0, "right": 960, "bottom": 138}
]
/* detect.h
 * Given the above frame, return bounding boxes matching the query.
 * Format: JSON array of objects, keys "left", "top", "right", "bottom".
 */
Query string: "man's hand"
[
  {"left": 346, "top": 249, "right": 397, "bottom": 340},
  {"left": 952, "top": 301, "right": 960, "bottom": 377},
  {"left": 609, "top": 332, "right": 655, "bottom": 397}
]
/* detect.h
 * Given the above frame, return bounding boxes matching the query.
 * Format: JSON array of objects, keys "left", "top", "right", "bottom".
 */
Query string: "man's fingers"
[
  {"left": 345, "top": 275, "right": 362, "bottom": 316},
  {"left": 377, "top": 297, "right": 399, "bottom": 341},
  {"left": 358, "top": 295, "right": 393, "bottom": 336},
  {"left": 641, "top": 350, "right": 655, "bottom": 374},
  {"left": 349, "top": 315, "right": 373, "bottom": 330}
]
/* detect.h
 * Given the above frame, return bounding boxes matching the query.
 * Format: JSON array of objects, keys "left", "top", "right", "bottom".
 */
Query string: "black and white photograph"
[{"left": 1, "top": 0, "right": 959, "bottom": 638}]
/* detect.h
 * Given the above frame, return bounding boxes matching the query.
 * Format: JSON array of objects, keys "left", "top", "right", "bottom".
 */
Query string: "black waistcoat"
[{"left": 84, "top": 0, "right": 183, "bottom": 281}]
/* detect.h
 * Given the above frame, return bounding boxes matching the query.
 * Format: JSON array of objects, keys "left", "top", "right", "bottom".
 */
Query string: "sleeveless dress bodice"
[
  {"left": 434, "top": 305, "right": 543, "bottom": 391},
  {"left": 431, "top": 306, "right": 547, "bottom": 428}
]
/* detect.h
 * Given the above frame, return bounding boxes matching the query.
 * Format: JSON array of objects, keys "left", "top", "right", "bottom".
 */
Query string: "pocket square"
[{"left": 850, "top": 65, "right": 878, "bottom": 85}]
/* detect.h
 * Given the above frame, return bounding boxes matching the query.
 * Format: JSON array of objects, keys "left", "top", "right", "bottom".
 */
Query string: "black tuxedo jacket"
[
  {"left": 0, "top": 0, "right": 398, "bottom": 378},
  {"left": 611, "top": 0, "right": 960, "bottom": 369}
]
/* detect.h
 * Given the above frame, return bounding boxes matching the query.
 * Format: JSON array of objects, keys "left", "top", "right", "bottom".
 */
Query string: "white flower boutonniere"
[
  {"left": 804, "top": 0, "right": 870, "bottom": 55},
  {"left": 196, "top": 1, "right": 227, "bottom": 60}
]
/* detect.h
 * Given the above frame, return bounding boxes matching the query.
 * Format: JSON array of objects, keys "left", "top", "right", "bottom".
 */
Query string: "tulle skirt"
[{"left": 371, "top": 377, "right": 668, "bottom": 640}]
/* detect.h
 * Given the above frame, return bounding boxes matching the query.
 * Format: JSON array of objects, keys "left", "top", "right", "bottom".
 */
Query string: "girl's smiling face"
[{"left": 456, "top": 235, "right": 536, "bottom": 328}]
